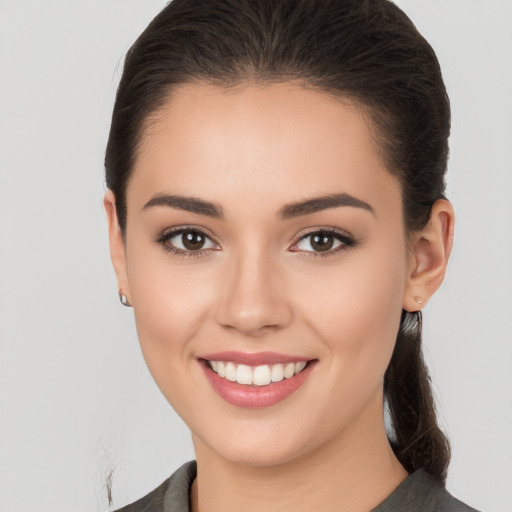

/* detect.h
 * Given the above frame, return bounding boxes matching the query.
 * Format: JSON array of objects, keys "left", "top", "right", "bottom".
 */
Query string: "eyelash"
[
  {"left": 155, "top": 226, "right": 357, "bottom": 259},
  {"left": 155, "top": 227, "right": 219, "bottom": 260},
  {"left": 290, "top": 227, "right": 357, "bottom": 259}
]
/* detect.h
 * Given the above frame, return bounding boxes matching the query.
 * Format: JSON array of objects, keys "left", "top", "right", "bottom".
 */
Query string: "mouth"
[
  {"left": 198, "top": 352, "right": 317, "bottom": 408},
  {"left": 207, "top": 360, "right": 308, "bottom": 386}
]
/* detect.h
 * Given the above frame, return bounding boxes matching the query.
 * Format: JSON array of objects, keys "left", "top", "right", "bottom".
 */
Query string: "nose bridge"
[{"left": 216, "top": 241, "right": 292, "bottom": 336}]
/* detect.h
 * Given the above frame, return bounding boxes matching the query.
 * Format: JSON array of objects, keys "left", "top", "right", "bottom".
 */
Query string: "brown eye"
[
  {"left": 291, "top": 229, "right": 355, "bottom": 255},
  {"left": 310, "top": 233, "right": 335, "bottom": 252},
  {"left": 157, "top": 228, "right": 219, "bottom": 256},
  {"left": 181, "top": 230, "right": 207, "bottom": 250}
]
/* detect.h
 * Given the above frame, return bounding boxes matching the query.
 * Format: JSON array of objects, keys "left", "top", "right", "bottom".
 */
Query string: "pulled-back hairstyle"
[{"left": 105, "top": 0, "right": 451, "bottom": 483}]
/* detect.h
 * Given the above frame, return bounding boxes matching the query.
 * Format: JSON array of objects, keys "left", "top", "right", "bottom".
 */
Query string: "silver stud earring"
[
  {"left": 119, "top": 292, "right": 132, "bottom": 307},
  {"left": 414, "top": 296, "right": 423, "bottom": 305}
]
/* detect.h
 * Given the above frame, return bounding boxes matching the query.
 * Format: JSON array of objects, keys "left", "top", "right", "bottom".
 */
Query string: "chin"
[
  {"left": 194, "top": 420, "right": 319, "bottom": 469},
  {"left": 218, "top": 442, "right": 302, "bottom": 468}
]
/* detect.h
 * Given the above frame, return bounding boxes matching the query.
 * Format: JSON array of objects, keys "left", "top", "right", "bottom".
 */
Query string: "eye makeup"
[
  {"left": 289, "top": 227, "right": 357, "bottom": 259},
  {"left": 155, "top": 226, "right": 220, "bottom": 259},
  {"left": 155, "top": 225, "right": 358, "bottom": 260}
]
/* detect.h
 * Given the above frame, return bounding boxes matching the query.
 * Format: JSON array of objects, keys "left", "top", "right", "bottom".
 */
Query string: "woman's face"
[{"left": 116, "top": 82, "right": 415, "bottom": 466}]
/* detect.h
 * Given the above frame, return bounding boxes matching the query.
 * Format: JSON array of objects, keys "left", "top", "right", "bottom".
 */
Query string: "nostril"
[{"left": 220, "top": 321, "right": 284, "bottom": 337}]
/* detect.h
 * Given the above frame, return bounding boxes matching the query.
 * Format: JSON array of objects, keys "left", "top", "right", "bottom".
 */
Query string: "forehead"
[{"left": 128, "top": 82, "right": 401, "bottom": 220}]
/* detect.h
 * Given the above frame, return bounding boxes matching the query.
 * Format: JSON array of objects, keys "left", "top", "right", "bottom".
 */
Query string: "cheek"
[
  {"left": 295, "top": 236, "right": 407, "bottom": 391},
  {"left": 125, "top": 240, "right": 215, "bottom": 368},
  {"left": 126, "top": 251, "right": 221, "bottom": 423}
]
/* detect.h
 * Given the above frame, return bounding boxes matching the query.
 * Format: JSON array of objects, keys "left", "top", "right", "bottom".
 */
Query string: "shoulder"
[
  {"left": 113, "top": 461, "right": 197, "bottom": 512},
  {"left": 372, "top": 469, "right": 481, "bottom": 512}
]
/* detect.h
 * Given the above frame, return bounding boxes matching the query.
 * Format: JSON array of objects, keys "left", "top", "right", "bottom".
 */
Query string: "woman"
[{"left": 103, "top": 0, "right": 479, "bottom": 510}]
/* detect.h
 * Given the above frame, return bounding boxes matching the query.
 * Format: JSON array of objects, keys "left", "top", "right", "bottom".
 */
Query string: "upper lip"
[{"left": 200, "top": 351, "right": 313, "bottom": 366}]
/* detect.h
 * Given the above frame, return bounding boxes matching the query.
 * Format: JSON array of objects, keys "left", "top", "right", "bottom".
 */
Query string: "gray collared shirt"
[{"left": 114, "top": 460, "right": 480, "bottom": 512}]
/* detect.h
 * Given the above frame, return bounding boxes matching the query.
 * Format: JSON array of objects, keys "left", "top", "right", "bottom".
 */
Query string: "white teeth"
[
  {"left": 295, "top": 361, "right": 307, "bottom": 373},
  {"left": 208, "top": 360, "right": 309, "bottom": 386},
  {"left": 271, "top": 364, "right": 284, "bottom": 382},
  {"left": 283, "top": 363, "right": 295, "bottom": 379},
  {"left": 236, "top": 364, "right": 253, "bottom": 385},
  {"left": 253, "top": 365, "right": 272, "bottom": 386},
  {"left": 225, "top": 362, "right": 237, "bottom": 382}
]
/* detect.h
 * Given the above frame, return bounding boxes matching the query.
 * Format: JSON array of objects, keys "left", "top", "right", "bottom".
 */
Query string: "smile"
[
  {"left": 208, "top": 360, "right": 307, "bottom": 386},
  {"left": 199, "top": 352, "right": 317, "bottom": 408}
]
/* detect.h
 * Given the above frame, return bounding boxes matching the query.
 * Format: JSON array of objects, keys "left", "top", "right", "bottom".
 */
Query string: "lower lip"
[{"left": 200, "top": 360, "right": 317, "bottom": 408}]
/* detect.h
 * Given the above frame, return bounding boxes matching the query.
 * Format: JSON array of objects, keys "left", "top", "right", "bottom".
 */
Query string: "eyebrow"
[
  {"left": 143, "top": 194, "right": 224, "bottom": 218},
  {"left": 142, "top": 192, "right": 375, "bottom": 219},
  {"left": 278, "top": 193, "right": 375, "bottom": 219}
]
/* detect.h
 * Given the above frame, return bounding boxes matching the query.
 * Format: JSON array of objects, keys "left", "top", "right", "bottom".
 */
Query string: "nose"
[{"left": 215, "top": 248, "right": 293, "bottom": 337}]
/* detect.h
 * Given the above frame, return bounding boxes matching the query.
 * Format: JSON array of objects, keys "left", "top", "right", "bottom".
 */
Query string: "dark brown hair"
[{"left": 105, "top": 0, "right": 451, "bottom": 483}]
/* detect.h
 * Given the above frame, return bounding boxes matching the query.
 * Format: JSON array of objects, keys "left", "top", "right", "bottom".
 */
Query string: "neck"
[{"left": 190, "top": 393, "right": 408, "bottom": 512}]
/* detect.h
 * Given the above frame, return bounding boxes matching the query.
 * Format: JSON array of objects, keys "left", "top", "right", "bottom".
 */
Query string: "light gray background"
[{"left": 0, "top": 1, "right": 510, "bottom": 511}]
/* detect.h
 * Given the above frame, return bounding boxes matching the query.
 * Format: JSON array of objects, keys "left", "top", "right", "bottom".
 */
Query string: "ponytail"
[{"left": 384, "top": 310, "right": 451, "bottom": 483}]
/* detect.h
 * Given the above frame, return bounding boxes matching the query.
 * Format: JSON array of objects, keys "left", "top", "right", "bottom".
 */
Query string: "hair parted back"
[{"left": 105, "top": 0, "right": 451, "bottom": 483}]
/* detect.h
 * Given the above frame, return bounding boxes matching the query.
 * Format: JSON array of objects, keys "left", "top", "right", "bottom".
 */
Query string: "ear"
[
  {"left": 103, "top": 190, "right": 131, "bottom": 303},
  {"left": 403, "top": 199, "right": 455, "bottom": 312}
]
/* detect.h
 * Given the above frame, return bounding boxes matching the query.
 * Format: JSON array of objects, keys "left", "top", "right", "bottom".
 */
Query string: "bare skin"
[{"left": 105, "top": 82, "right": 454, "bottom": 511}]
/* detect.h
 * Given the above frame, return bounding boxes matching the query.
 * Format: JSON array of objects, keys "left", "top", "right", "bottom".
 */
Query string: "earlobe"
[
  {"left": 103, "top": 190, "right": 131, "bottom": 303},
  {"left": 403, "top": 199, "right": 455, "bottom": 312}
]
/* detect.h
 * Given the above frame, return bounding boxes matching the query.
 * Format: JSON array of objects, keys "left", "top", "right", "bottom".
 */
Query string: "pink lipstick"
[{"left": 199, "top": 351, "right": 317, "bottom": 408}]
